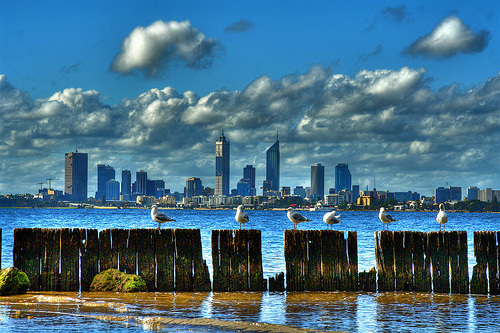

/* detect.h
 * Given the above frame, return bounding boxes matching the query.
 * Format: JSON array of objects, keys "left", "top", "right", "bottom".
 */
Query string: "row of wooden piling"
[{"left": 10, "top": 228, "right": 500, "bottom": 294}]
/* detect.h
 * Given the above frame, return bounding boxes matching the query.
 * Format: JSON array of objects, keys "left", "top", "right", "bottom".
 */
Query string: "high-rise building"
[
  {"left": 237, "top": 178, "right": 251, "bottom": 197},
  {"left": 435, "top": 186, "right": 462, "bottom": 203},
  {"left": 186, "top": 177, "right": 203, "bottom": 198},
  {"left": 335, "top": 163, "right": 352, "bottom": 193},
  {"left": 266, "top": 133, "right": 280, "bottom": 192},
  {"left": 215, "top": 131, "right": 230, "bottom": 196},
  {"left": 467, "top": 186, "right": 479, "bottom": 201},
  {"left": 136, "top": 170, "right": 147, "bottom": 196},
  {"left": 105, "top": 179, "right": 120, "bottom": 201},
  {"left": 64, "top": 150, "right": 88, "bottom": 201},
  {"left": 352, "top": 185, "right": 360, "bottom": 202},
  {"left": 95, "top": 165, "right": 115, "bottom": 200},
  {"left": 243, "top": 165, "right": 256, "bottom": 195},
  {"left": 311, "top": 163, "right": 325, "bottom": 201},
  {"left": 121, "top": 170, "right": 131, "bottom": 201}
]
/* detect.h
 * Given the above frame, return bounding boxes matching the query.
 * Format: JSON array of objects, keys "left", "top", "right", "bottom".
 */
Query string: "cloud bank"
[
  {"left": 110, "top": 20, "right": 222, "bottom": 76},
  {"left": 1, "top": 67, "right": 499, "bottom": 195},
  {"left": 405, "top": 16, "right": 491, "bottom": 59}
]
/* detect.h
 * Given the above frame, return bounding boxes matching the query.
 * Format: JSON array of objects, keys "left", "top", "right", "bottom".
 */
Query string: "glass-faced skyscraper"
[
  {"left": 266, "top": 133, "right": 280, "bottom": 192},
  {"left": 121, "top": 170, "right": 131, "bottom": 201},
  {"left": 215, "top": 131, "right": 230, "bottom": 196},
  {"left": 65, "top": 150, "right": 88, "bottom": 201},
  {"left": 95, "top": 165, "right": 115, "bottom": 200},
  {"left": 335, "top": 163, "right": 352, "bottom": 193},
  {"left": 311, "top": 163, "right": 325, "bottom": 201}
]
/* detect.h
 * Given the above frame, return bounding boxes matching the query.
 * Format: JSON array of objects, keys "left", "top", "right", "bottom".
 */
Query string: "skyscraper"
[
  {"left": 186, "top": 177, "right": 203, "bottom": 198},
  {"left": 266, "top": 133, "right": 280, "bottom": 192},
  {"left": 335, "top": 163, "right": 352, "bottom": 193},
  {"left": 136, "top": 170, "right": 147, "bottom": 196},
  {"left": 121, "top": 170, "right": 131, "bottom": 201},
  {"left": 64, "top": 150, "right": 88, "bottom": 201},
  {"left": 215, "top": 131, "right": 230, "bottom": 196},
  {"left": 95, "top": 165, "right": 115, "bottom": 200},
  {"left": 311, "top": 163, "right": 325, "bottom": 201},
  {"left": 243, "top": 165, "right": 256, "bottom": 196}
]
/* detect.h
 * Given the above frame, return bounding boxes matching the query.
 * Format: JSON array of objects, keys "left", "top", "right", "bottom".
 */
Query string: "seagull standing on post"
[
  {"left": 436, "top": 203, "right": 448, "bottom": 231},
  {"left": 287, "top": 207, "right": 311, "bottom": 230},
  {"left": 235, "top": 205, "right": 249, "bottom": 229},
  {"left": 379, "top": 207, "right": 396, "bottom": 231},
  {"left": 151, "top": 204, "right": 175, "bottom": 230},
  {"left": 323, "top": 210, "right": 341, "bottom": 230}
]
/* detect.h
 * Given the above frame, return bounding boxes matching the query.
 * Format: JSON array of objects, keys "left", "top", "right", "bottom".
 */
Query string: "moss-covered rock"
[
  {"left": 90, "top": 268, "right": 147, "bottom": 292},
  {"left": 0, "top": 267, "right": 30, "bottom": 296}
]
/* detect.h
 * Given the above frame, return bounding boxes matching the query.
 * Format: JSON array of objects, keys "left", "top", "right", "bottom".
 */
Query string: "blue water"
[{"left": 0, "top": 208, "right": 499, "bottom": 332}]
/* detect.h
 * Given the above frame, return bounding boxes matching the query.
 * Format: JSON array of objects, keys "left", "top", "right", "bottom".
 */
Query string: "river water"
[{"left": 0, "top": 208, "right": 498, "bottom": 332}]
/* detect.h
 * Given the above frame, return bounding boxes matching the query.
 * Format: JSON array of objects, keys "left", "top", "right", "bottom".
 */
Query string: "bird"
[
  {"left": 436, "top": 203, "right": 448, "bottom": 231},
  {"left": 287, "top": 207, "right": 311, "bottom": 230},
  {"left": 151, "top": 204, "right": 175, "bottom": 230},
  {"left": 235, "top": 205, "right": 249, "bottom": 229},
  {"left": 323, "top": 210, "right": 341, "bottom": 230},
  {"left": 378, "top": 207, "right": 396, "bottom": 231}
]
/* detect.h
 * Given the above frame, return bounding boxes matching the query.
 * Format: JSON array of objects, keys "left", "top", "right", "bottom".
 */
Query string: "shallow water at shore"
[{"left": 1, "top": 291, "right": 499, "bottom": 332}]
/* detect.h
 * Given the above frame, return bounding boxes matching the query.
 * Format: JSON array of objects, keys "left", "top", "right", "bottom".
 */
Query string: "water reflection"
[{"left": 0, "top": 291, "right": 498, "bottom": 332}]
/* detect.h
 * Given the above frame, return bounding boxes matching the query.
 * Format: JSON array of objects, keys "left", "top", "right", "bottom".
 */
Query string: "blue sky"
[{"left": 1, "top": 0, "right": 499, "bottom": 197}]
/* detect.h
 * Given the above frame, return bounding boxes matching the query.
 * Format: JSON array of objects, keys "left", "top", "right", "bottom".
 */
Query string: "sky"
[{"left": 1, "top": 0, "right": 499, "bottom": 198}]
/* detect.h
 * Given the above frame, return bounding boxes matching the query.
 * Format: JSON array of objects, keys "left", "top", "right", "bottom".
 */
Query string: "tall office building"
[
  {"left": 243, "top": 165, "right": 256, "bottom": 196},
  {"left": 215, "top": 131, "right": 230, "bottom": 196},
  {"left": 95, "top": 165, "right": 115, "bottom": 200},
  {"left": 335, "top": 163, "right": 352, "bottom": 193},
  {"left": 105, "top": 180, "right": 120, "bottom": 201},
  {"left": 467, "top": 186, "right": 479, "bottom": 201},
  {"left": 266, "top": 133, "right": 280, "bottom": 191},
  {"left": 186, "top": 177, "right": 203, "bottom": 198},
  {"left": 121, "top": 170, "right": 131, "bottom": 201},
  {"left": 136, "top": 170, "right": 148, "bottom": 196},
  {"left": 64, "top": 150, "right": 88, "bottom": 201},
  {"left": 311, "top": 163, "right": 325, "bottom": 201}
]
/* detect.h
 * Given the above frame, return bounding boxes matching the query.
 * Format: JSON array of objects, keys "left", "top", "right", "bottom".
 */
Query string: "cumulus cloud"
[
  {"left": 225, "top": 19, "right": 254, "bottom": 33},
  {"left": 1, "top": 66, "right": 499, "bottom": 195},
  {"left": 404, "top": 16, "right": 491, "bottom": 58},
  {"left": 110, "top": 20, "right": 222, "bottom": 76}
]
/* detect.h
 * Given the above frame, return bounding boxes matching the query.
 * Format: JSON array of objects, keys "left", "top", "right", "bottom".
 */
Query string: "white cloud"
[
  {"left": 110, "top": 20, "right": 222, "bottom": 76},
  {"left": 405, "top": 16, "right": 491, "bottom": 58}
]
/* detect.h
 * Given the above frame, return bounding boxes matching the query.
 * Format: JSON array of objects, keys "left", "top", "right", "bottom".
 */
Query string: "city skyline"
[{"left": 1, "top": 1, "right": 499, "bottom": 197}]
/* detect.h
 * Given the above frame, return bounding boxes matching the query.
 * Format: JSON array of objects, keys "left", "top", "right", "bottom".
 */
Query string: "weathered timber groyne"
[
  {"left": 13, "top": 228, "right": 211, "bottom": 292},
  {"left": 10, "top": 228, "right": 500, "bottom": 294},
  {"left": 284, "top": 230, "right": 357, "bottom": 291},
  {"left": 211, "top": 229, "right": 266, "bottom": 291}
]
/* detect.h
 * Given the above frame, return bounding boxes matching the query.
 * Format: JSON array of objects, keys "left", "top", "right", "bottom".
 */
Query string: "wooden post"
[
  {"left": 80, "top": 228, "right": 98, "bottom": 291},
  {"left": 212, "top": 229, "right": 232, "bottom": 291},
  {"left": 60, "top": 228, "right": 80, "bottom": 291},
  {"left": 320, "top": 230, "right": 337, "bottom": 291},
  {"left": 40, "top": 229, "right": 60, "bottom": 291},
  {"left": 174, "top": 228, "right": 193, "bottom": 291},
  {"left": 98, "top": 229, "right": 115, "bottom": 272},
  {"left": 232, "top": 229, "right": 249, "bottom": 291},
  {"left": 136, "top": 228, "right": 156, "bottom": 291},
  {"left": 284, "top": 230, "right": 305, "bottom": 291},
  {"left": 486, "top": 231, "right": 498, "bottom": 295},
  {"left": 347, "top": 231, "right": 358, "bottom": 291},
  {"left": 394, "top": 231, "right": 412, "bottom": 291},
  {"left": 113, "top": 229, "right": 129, "bottom": 273},
  {"left": 247, "top": 230, "right": 266, "bottom": 291},
  {"left": 412, "top": 232, "right": 430, "bottom": 292},
  {"left": 305, "top": 230, "right": 322, "bottom": 291},
  {"left": 269, "top": 272, "right": 285, "bottom": 292},
  {"left": 458, "top": 231, "right": 469, "bottom": 294},
  {"left": 156, "top": 229, "right": 175, "bottom": 291},
  {"left": 13, "top": 228, "right": 41, "bottom": 291},
  {"left": 191, "top": 229, "right": 211, "bottom": 292},
  {"left": 358, "top": 268, "right": 376, "bottom": 292},
  {"left": 375, "top": 231, "right": 395, "bottom": 291},
  {"left": 471, "top": 231, "right": 488, "bottom": 294}
]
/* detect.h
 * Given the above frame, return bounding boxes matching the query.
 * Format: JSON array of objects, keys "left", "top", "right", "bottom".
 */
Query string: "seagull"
[
  {"left": 379, "top": 207, "right": 396, "bottom": 231},
  {"left": 235, "top": 205, "right": 249, "bottom": 229},
  {"left": 436, "top": 203, "right": 448, "bottom": 231},
  {"left": 287, "top": 207, "right": 311, "bottom": 230},
  {"left": 151, "top": 204, "right": 175, "bottom": 230},
  {"left": 323, "top": 210, "right": 341, "bottom": 230}
]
